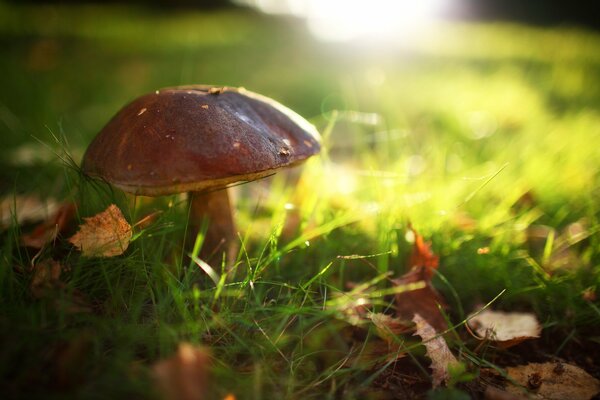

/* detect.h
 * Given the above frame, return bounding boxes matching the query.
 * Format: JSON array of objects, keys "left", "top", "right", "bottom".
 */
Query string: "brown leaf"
[
  {"left": 394, "top": 266, "right": 448, "bottom": 331},
  {"left": 153, "top": 343, "right": 211, "bottom": 400},
  {"left": 484, "top": 386, "right": 527, "bottom": 400},
  {"left": 467, "top": 309, "right": 541, "bottom": 348},
  {"left": 413, "top": 313, "right": 458, "bottom": 387},
  {"left": 344, "top": 339, "right": 407, "bottom": 369},
  {"left": 369, "top": 313, "right": 412, "bottom": 342},
  {"left": 30, "top": 259, "right": 64, "bottom": 298},
  {"left": 21, "top": 202, "right": 76, "bottom": 248},
  {"left": 503, "top": 362, "right": 600, "bottom": 400},
  {"left": 69, "top": 204, "right": 132, "bottom": 257},
  {"left": 29, "top": 259, "right": 92, "bottom": 313}
]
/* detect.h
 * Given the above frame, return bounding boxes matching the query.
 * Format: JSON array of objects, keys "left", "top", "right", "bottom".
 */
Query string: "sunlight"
[
  {"left": 306, "top": 0, "right": 445, "bottom": 42},
  {"left": 239, "top": 0, "right": 446, "bottom": 42}
]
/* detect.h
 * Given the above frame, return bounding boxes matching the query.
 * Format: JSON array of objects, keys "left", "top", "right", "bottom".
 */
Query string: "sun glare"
[{"left": 240, "top": 0, "right": 446, "bottom": 42}]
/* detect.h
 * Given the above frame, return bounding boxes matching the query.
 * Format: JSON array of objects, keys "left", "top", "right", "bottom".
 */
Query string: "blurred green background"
[{"left": 1, "top": 0, "right": 599, "bottom": 208}]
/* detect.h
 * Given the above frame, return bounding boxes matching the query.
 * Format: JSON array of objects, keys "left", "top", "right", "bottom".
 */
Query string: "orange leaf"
[
  {"left": 69, "top": 204, "right": 132, "bottom": 257},
  {"left": 407, "top": 224, "right": 439, "bottom": 276}
]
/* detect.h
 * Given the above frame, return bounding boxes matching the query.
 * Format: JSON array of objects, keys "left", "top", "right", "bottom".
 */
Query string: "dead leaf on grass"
[
  {"left": 406, "top": 224, "right": 439, "bottom": 274},
  {"left": 153, "top": 343, "right": 211, "bottom": 400},
  {"left": 69, "top": 204, "right": 132, "bottom": 257},
  {"left": 30, "top": 259, "right": 64, "bottom": 298},
  {"left": 467, "top": 309, "right": 541, "bottom": 348},
  {"left": 503, "top": 362, "right": 600, "bottom": 400},
  {"left": 370, "top": 312, "right": 412, "bottom": 342},
  {"left": 484, "top": 385, "right": 527, "bottom": 400},
  {"left": 413, "top": 313, "right": 458, "bottom": 387},
  {"left": 29, "top": 259, "right": 92, "bottom": 313},
  {"left": 21, "top": 202, "right": 76, "bottom": 248},
  {"left": 394, "top": 265, "right": 448, "bottom": 332},
  {"left": 344, "top": 339, "right": 407, "bottom": 369},
  {"left": 0, "top": 194, "right": 58, "bottom": 228},
  {"left": 393, "top": 225, "right": 447, "bottom": 331}
]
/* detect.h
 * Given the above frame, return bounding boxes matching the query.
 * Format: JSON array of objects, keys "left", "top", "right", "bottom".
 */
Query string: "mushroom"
[{"left": 81, "top": 85, "right": 320, "bottom": 264}]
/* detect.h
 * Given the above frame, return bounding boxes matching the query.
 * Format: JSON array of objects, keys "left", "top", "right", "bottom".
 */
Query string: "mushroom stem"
[{"left": 189, "top": 190, "right": 238, "bottom": 266}]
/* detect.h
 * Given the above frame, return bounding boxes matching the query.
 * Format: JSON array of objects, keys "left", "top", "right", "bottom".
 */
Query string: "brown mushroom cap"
[{"left": 82, "top": 86, "right": 321, "bottom": 196}]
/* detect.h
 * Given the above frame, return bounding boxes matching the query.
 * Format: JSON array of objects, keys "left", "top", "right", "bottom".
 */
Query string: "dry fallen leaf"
[
  {"left": 29, "top": 259, "right": 92, "bottom": 313},
  {"left": 393, "top": 225, "right": 447, "bottom": 331},
  {"left": 69, "top": 204, "right": 132, "bottom": 257},
  {"left": 370, "top": 312, "right": 412, "bottom": 342},
  {"left": 503, "top": 362, "right": 600, "bottom": 400},
  {"left": 0, "top": 194, "right": 58, "bottom": 228},
  {"left": 467, "top": 309, "right": 541, "bottom": 348},
  {"left": 30, "top": 259, "right": 64, "bottom": 299},
  {"left": 153, "top": 343, "right": 211, "bottom": 400},
  {"left": 407, "top": 224, "right": 439, "bottom": 274},
  {"left": 413, "top": 313, "right": 458, "bottom": 387},
  {"left": 484, "top": 385, "right": 527, "bottom": 400},
  {"left": 394, "top": 265, "right": 448, "bottom": 332},
  {"left": 344, "top": 339, "right": 407, "bottom": 369},
  {"left": 21, "top": 202, "right": 76, "bottom": 249},
  {"left": 347, "top": 313, "right": 411, "bottom": 366}
]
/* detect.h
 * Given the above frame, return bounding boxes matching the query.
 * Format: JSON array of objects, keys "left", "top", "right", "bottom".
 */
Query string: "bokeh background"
[{"left": 2, "top": 0, "right": 599, "bottom": 221}]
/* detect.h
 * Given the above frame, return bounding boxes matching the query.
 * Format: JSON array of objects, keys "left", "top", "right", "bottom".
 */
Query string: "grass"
[{"left": 1, "top": 2, "right": 600, "bottom": 399}]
